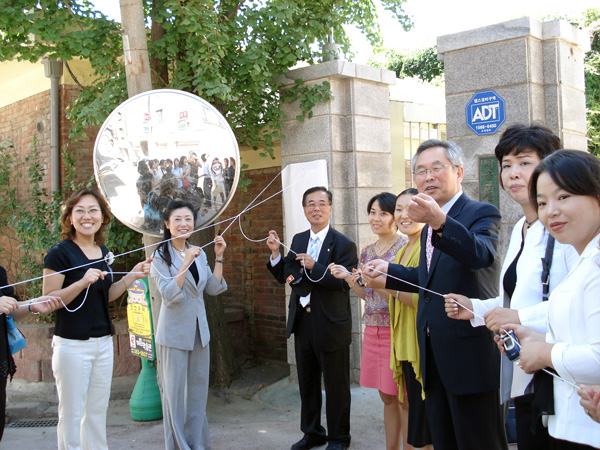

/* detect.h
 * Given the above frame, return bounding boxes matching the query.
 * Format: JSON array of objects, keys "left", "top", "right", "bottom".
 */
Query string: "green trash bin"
[{"left": 126, "top": 278, "right": 162, "bottom": 421}]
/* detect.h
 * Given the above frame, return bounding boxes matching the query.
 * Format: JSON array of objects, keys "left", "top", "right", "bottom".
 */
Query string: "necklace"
[
  {"left": 375, "top": 237, "right": 398, "bottom": 256},
  {"left": 173, "top": 245, "right": 186, "bottom": 258},
  {"left": 525, "top": 218, "right": 538, "bottom": 229}
]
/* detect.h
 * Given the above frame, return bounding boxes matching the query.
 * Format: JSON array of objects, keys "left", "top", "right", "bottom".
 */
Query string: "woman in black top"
[
  {"left": 42, "top": 188, "right": 151, "bottom": 450},
  {"left": 0, "top": 264, "right": 61, "bottom": 442}
]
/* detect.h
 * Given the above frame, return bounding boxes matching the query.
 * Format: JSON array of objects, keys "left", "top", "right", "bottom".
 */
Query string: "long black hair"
[{"left": 156, "top": 200, "right": 197, "bottom": 268}]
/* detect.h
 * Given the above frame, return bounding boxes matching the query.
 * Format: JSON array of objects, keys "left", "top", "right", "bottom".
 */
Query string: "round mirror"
[{"left": 93, "top": 89, "right": 240, "bottom": 237}]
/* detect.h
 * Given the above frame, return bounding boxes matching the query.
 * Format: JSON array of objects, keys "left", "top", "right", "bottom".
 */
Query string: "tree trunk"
[
  {"left": 150, "top": 0, "right": 169, "bottom": 88},
  {"left": 190, "top": 228, "right": 239, "bottom": 388}
]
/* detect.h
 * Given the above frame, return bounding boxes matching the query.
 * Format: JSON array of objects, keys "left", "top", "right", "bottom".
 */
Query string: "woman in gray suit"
[{"left": 151, "top": 200, "right": 227, "bottom": 450}]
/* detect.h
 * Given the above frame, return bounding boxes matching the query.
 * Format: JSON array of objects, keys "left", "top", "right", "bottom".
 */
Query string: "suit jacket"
[
  {"left": 151, "top": 244, "right": 227, "bottom": 351},
  {"left": 267, "top": 227, "right": 358, "bottom": 353},
  {"left": 386, "top": 193, "right": 502, "bottom": 395}
]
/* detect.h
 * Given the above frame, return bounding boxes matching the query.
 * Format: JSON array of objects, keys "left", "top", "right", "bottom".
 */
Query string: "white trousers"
[
  {"left": 157, "top": 327, "right": 211, "bottom": 450},
  {"left": 52, "top": 335, "right": 114, "bottom": 450}
]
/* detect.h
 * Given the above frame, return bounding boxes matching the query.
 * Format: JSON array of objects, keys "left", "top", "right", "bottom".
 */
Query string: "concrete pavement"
[
  {"left": 4, "top": 361, "right": 387, "bottom": 449},
  {"left": 4, "top": 361, "right": 517, "bottom": 449}
]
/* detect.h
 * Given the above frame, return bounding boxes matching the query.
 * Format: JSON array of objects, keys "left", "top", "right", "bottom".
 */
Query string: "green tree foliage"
[
  {"left": 0, "top": 138, "right": 142, "bottom": 320},
  {"left": 382, "top": 46, "right": 444, "bottom": 84},
  {"left": 569, "top": 8, "right": 600, "bottom": 156},
  {"left": 382, "top": 9, "right": 600, "bottom": 155},
  {"left": 0, "top": 0, "right": 412, "bottom": 158}
]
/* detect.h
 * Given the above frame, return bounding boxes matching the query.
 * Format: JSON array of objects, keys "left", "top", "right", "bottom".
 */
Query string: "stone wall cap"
[
  {"left": 437, "top": 16, "right": 590, "bottom": 57},
  {"left": 276, "top": 60, "right": 396, "bottom": 86},
  {"left": 542, "top": 19, "right": 591, "bottom": 52}
]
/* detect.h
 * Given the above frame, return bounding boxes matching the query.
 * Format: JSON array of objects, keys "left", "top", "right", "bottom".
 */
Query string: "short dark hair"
[
  {"left": 529, "top": 149, "right": 600, "bottom": 212},
  {"left": 302, "top": 186, "right": 332, "bottom": 206},
  {"left": 397, "top": 188, "right": 418, "bottom": 199},
  {"left": 495, "top": 125, "right": 561, "bottom": 189},
  {"left": 60, "top": 188, "right": 112, "bottom": 246},
  {"left": 137, "top": 160, "right": 149, "bottom": 174},
  {"left": 495, "top": 124, "right": 561, "bottom": 164},
  {"left": 367, "top": 192, "right": 396, "bottom": 215}
]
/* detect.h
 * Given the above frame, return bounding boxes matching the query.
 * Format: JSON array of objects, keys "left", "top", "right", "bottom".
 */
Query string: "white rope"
[{"left": 0, "top": 167, "right": 296, "bottom": 291}]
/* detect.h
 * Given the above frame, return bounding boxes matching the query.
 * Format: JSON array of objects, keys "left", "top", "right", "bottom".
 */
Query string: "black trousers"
[
  {"left": 402, "top": 360, "right": 433, "bottom": 447},
  {"left": 0, "top": 376, "right": 7, "bottom": 442},
  {"left": 550, "top": 437, "right": 599, "bottom": 450},
  {"left": 513, "top": 393, "right": 550, "bottom": 450},
  {"left": 424, "top": 336, "right": 508, "bottom": 450},
  {"left": 293, "top": 310, "right": 351, "bottom": 445}
]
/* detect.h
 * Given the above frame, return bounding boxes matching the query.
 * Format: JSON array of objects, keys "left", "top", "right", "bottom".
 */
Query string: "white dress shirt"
[
  {"left": 546, "top": 234, "right": 600, "bottom": 447},
  {"left": 271, "top": 225, "right": 330, "bottom": 307},
  {"left": 470, "top": 218, "right": 578, "bottom": 398},
  {"left": 440, "top": 190, "right": 462, "bottom": 215}
]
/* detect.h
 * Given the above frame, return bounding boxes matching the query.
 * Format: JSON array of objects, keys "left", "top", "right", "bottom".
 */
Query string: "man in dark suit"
[
  {"left": 363, "top": 140, "right": 507, "bottom": 450},
  {"left": 266, "top": 186, "right": 358, "bottom": 450}
]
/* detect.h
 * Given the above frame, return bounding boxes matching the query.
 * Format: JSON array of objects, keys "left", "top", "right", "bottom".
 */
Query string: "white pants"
[{"left": 52, "top": 335, "right": 114, "bottom": 450}]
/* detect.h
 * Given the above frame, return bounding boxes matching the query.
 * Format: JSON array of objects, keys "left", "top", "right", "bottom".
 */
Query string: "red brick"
[
  {"left": 14, "top": 359, "right": 41, "bottom": 382},
  {"left": 40, "top": 359, "right": 55, "bottom": 383},
  {"left": 20, "top": 339, "right": 53, "bottom": 360},
  {"left": 112, "top": 354, "right": 141, "bottom": 377}
]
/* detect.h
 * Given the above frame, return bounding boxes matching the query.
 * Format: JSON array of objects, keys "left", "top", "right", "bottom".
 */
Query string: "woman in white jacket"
[
  {"left": 499, "top": 149, "right": 600, "bottom": 449},
  {"left": 445, "top": 125, "right": 578, "bottom": 449},
  {"left": 151, "top": 200, "right": 227, "bottom": 450}
]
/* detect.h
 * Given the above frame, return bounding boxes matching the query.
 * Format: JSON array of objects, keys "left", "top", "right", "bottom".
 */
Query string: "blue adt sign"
[{"left": 466, "top": 90, "right": 505, "bottom": 136}]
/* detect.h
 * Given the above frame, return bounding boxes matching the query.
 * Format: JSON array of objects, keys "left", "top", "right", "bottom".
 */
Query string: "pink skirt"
[{"left": 360, "top": 326, "right": 398, "bottom": 396}]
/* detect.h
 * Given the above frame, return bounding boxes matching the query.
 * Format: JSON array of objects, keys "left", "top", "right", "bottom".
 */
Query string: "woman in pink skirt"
[{"left": 331, "top": 192, "right": 406, "bottom": 450}]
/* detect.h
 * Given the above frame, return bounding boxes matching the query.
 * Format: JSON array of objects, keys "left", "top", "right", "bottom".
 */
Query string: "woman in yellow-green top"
[{"left": 389, "top": 188, "right": 433, "bottom": 450}]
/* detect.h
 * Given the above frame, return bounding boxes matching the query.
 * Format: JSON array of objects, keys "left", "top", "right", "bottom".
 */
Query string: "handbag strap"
[{"left": 540, "top": 234, "right": 555, "bottom": 301}]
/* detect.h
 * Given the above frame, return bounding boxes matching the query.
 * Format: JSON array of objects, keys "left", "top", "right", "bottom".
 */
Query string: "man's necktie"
[
  {"left": 299, "top": 237, "right": 320, "bottom": 307},
  {"left": 308, "top": 237, "right": 319, "bottom": 261},
  {"left": 426, "top": 226, "right": 434, "bottom": 272}
]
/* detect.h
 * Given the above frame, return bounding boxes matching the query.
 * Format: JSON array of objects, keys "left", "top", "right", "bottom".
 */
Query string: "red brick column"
[
  {"left": 13, "top": 320, "right": 141, "bottom": 382},
  {"left": 221, "top": 167, "right": 287, "bottom": 362}
]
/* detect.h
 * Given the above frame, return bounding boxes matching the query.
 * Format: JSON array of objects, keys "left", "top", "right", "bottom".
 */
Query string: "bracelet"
[
  {"left": 215, "top": 259, "right": 225, "bottom": 263},
  {"left": 28, "top": 300, "right": 33, "bottom": 313},
  {"left": 121, "top": 278, "right": 128, "bottom": 289}
]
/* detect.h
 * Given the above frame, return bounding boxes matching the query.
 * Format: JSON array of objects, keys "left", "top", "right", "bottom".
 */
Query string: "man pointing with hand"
[{"left": 363, "top": 140, "right": 506, "bottom": 450}]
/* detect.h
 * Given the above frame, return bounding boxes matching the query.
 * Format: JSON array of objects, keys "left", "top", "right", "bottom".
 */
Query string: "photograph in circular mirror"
[{"left": 93, "top": 89, "right": 240, "bottom": 237}]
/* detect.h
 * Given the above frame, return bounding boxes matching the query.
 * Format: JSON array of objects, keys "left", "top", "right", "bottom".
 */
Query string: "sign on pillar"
[
  {"left": 466, "top": 90, "right": 506, "bottom": 136},
  {"left": 127, "top": 279, "right": 155, "bottom": 359},
  {"left": 127, "top": 278, "right": 162, "bottom": 421}
]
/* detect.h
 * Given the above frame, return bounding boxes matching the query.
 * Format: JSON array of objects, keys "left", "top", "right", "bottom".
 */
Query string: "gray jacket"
[{"left": 150, "top": 244, "right": 227, "bottom": 351}]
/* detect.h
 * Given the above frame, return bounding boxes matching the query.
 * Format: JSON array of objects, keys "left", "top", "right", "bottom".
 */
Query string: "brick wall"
[
  {"left": 220, "top": 167, "right": 287, "bottom": 362},
  {"left": 13, "top": 320, "right": 141, "bottom": 382},
  {"left": 0, "top": 85, "right": 99, "bottom": 282},
  {"left": 1, "top": 86, "right": 289, "bottom": 365},
  {"left": 60, "top": 85, "right": 99, "bottom": 185}
]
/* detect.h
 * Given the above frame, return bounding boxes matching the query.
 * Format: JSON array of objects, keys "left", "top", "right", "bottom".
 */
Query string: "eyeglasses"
[
  {"left": 413, "top": 164, "right": 456, "bottom": 178},
  {"left": 304, "top": 202, "right": 331, "bottom": 210},
  {"left": 73, "top": 208, "right": 102, "bottom": 217}
]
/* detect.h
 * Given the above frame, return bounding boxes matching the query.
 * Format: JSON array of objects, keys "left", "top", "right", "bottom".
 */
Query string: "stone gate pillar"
[
  {"left": 278, "top": 60, "right": 396, "bottom": 383},
  {"left": 438, "top": 17, "right": 590, "bottom": 252}
]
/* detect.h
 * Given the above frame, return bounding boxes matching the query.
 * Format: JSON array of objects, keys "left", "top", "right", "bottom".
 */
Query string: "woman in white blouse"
[
  {"left": 445, "top": 125, "right": 578, "bottom": 448},
  {"left": 502, "top": 149, "right": 600, "bottom": 449}
]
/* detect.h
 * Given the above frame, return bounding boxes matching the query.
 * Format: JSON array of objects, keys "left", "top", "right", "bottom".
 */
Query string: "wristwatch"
[{"left": 432, "top": 222, "right": 445, "bottom": 234}]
